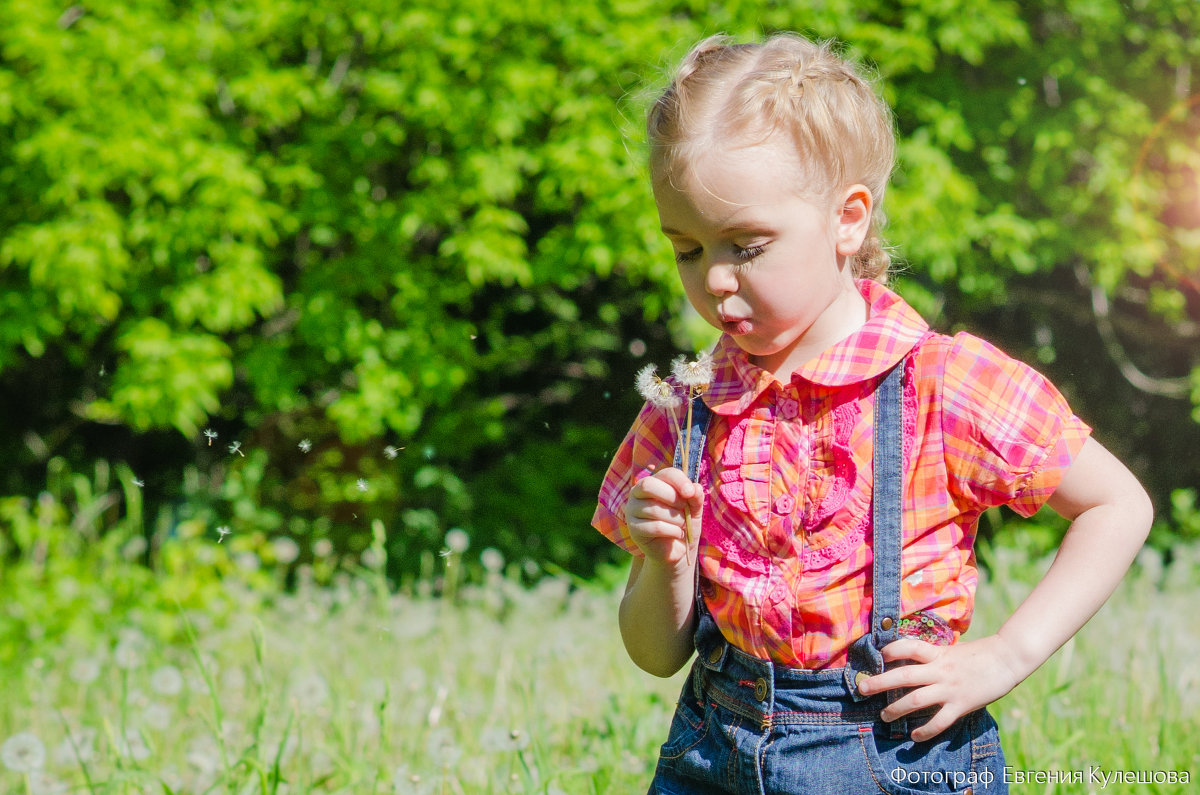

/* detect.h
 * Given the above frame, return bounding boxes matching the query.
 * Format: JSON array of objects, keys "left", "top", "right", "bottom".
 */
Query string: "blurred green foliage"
[{"left": 0, "top": 0, "right": 1198, "bottom": 579}]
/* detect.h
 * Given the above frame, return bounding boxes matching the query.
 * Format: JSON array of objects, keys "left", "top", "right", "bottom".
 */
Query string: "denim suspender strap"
[
  {"left": 672, "top": 395, "right": 720, "bottom": 673},
  {"left": 674, "top": 394, "right": 711, "bottom": 484},
  {"left": 844, "top": 360, "right": 909, "bottom": 737}
]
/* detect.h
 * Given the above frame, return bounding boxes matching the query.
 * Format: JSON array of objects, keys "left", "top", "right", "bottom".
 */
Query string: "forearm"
[
  {"left": 619, "top": 556, "right": 698, "bottom": 677},
  {"left": 995, "top": 460, "right": 1153, "bottom": 683}
]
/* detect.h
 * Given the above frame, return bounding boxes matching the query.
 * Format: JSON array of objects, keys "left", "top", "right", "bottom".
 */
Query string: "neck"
[{"left": 754, "top": 282, "right": 870, "bottom": 381}]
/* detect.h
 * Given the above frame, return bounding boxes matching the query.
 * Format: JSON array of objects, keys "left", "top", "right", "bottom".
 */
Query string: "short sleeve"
[
  {"left": 940, "top": 333, "right": 1091, "bottom": 517},
  {"left": 591, "top": 400, "right": 678, "bottom": 556}
]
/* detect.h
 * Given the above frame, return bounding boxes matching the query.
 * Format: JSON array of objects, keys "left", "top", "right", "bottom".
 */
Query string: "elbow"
[
  {"left": 631, "top": 652, "right": 689, "bottom": 679},
  {"left": 1132, "top": 483, "right": 1155, "bottom": 544},
  {"left": 620, "top": 626, "right": 691, "bottom": 678}
]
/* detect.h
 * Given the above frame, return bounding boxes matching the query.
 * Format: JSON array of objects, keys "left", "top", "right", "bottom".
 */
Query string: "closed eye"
[
  {"left": 674, "top": 247, "right": 702, "bottom": 264},
  {"left": 736, "top": 244, "right": 766, "bottom": 261}
]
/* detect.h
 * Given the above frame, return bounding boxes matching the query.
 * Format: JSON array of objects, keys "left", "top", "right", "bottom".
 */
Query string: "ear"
[{"left": 834, "top": 184, "right": 873, "bottom": 257}]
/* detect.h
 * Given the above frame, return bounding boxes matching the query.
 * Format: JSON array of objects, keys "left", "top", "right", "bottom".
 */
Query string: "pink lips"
[{"left": 721, "top": 318, "right": 753, "bottom": 336}]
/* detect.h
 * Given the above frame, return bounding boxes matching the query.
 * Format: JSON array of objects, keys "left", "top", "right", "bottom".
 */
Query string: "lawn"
[{"left": 1, "top": 537, "right": 1197, "bottom": 794}]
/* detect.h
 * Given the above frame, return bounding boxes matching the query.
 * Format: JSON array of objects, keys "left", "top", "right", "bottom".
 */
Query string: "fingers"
[
  {"left": 626, "top": 468, "right": 700, "bottom": 563},
  {"left": 632, "top": 467, "right": 697, "bottom": 503},
  {"left": 857, "top": 640, "right": 941, "bottom": 697},
  {"left": 880, "top": 638, "right": 941, "bottom": 665}
]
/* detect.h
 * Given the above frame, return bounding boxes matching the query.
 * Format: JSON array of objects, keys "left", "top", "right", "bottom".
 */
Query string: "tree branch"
[{"left": 1075, "top": 265, "right": 1192, "bottom": 399}]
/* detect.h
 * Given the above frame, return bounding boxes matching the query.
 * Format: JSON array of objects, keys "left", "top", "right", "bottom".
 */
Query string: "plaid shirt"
[{"left": 593, "top": 281, "right": 1091, "bottom": 669}]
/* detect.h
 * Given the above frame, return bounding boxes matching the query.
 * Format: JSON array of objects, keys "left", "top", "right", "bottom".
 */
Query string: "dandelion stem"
[{"left": 681, "top": 392, "right": 696, "bottom": 566}]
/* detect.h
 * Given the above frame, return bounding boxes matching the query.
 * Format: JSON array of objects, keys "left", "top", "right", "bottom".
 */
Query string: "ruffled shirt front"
[{"left": 593, "top": 281, "right": 1091, "bottom": 668}]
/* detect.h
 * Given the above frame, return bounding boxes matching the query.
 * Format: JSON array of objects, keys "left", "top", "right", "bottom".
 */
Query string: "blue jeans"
[
  {"left": 654, "top": 363, "right": 1008, "bottom": 794},
  {"left": 648, "top": 623, "right": 1007, "bottom": 794}
]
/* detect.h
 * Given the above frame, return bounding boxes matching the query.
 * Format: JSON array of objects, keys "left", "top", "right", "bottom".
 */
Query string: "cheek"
[{"left": 677, "top": 269, "right": 716, "bottom": 313}]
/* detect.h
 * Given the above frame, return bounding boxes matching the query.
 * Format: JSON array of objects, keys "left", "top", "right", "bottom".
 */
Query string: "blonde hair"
[{"left": 647, "top": 33, "right": 896, "bottom": 280}]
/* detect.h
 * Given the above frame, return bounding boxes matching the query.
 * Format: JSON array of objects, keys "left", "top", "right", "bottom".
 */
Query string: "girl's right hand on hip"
[{"left": 624, "top": 467, "right": 703, "bottom": 565}]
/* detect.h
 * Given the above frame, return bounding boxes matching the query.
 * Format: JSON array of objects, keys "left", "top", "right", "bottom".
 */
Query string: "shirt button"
[
  {"left": 778, "top": 397, "right": 799, "bottom": 419},
  {"left": 773, "top": 494, "right": 795, "bottom": 515}
]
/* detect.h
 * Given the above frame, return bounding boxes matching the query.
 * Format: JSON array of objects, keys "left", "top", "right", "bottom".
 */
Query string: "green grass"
[{"left": 1, "top": 542, "right": 1197, "bottom": 794}]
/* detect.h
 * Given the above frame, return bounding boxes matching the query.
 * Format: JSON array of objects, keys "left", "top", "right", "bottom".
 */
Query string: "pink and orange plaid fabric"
[{"left": 593, "top": 281, "right": 1091, "bottom": 669}]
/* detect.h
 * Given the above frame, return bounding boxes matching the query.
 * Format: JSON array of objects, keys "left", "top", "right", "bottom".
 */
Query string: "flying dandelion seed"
[
  {"left": 383, "top": 445, "right": 401, "bottom": 460},
  {"left": 131, "top": 477, "right": 144, "bottom": 488},
  {"left": 203, "top": 428, "right": 217, "bottom": 446},
  {"left": 298, "top": 438, "right": 312, "bottom": 453},
  {"left": 1, "top": 731, "right": 46, "bottom": 773},
  {"left": 228, "top": 441, "right": 244, "bottom": 457},
  {"left": 356, "top": 478, "right": 369, "bottom": 492},
  {"left": 216, "top": 526, "right": 232, "bottom": 543}
]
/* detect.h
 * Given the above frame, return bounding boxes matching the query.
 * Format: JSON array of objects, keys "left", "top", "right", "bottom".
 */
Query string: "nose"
[{"left": 705, "top": 263, "right": 738, "bottom": 297}]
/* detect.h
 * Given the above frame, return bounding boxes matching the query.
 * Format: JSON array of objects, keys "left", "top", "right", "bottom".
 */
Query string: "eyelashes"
[{"left": 674, "top": 244, "right": 766, "bottom": 265}]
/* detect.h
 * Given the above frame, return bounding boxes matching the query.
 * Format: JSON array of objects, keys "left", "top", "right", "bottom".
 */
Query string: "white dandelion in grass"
[
  {"left": 203, "top": 428, "right": 218, "bottom": 446},
  {"left": 150, "top": 664, "right": 184, "bottom": 696},
  {"left": 445, "top": 528, "right": 470, "bottom": 555},
  {"left": 143, "top": 702, "right": 172, "bottom": 731},
  {"left": 635, "top": 351, "right": 714, "bottom": 565},
  {"left": 270, "top": 536, "right": 301, "bottom": 564},
  {"left": 298, "top": 438, "right": 313, "bottom": 453},
  {"left": 480, "top": 547, "right": 505, "bottom": 574},
  {"left": 289, "top": 671, "right": 331, "bottom": 711},
  {"left": 2, "top": 731, "right": 46, "bottom": 773},
  {"left": 480, "top": 727, "right": 531, "bottom": 753},
  {"left": 228, "top": 440, "right": 244, "bottom": 457},
  {"left": 113, "top": 629, "right": 148, "bottom": 669},
  {"left": 53, "top": 727, "right": 97, "bottom": 767},
  {"left": 69, "top": 656, "right": 102, "bottom": 684}
]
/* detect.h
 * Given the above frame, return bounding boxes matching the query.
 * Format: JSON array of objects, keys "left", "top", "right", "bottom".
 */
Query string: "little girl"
[{"left": 593, "top": 33, "right": 1153, "bottom": 794}]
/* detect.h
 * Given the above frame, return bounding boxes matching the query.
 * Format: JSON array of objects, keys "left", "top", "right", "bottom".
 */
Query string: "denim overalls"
[{"left": 650, "top": 363, "right": 1008, "bottom": 795}]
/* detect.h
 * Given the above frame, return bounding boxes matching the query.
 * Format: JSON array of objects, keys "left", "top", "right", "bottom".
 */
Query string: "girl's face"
[{"left": 652, "top": 134, "right": 872, "bottom": 380}]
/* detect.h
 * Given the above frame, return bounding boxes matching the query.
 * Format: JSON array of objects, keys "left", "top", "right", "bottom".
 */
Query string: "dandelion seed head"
[
  {"left": 635, "top": 364, "right": 682, "bottom": 411},
  {"left": 143, "top": 702, "right": 172, "bottom": 730},
  {"left": 480, "top": 727, "right": 530, "bottom": 753},
  {"left": 2, "top": 731, "right": 46, "bottom": 773},
  {"left": 361, "top": 547, "right": 384, "bottom": 569},
  {"left": 53, "top": 727, "right": 97, "bottom": 767},
  {"left": 356, "top": 478, "right": 369, "bottom": 493},
  {"left": 270, "top": 536, "right": 301, "bottom": 565},
  {"left": 113, "top": 630, "right": 148, "bottom": 669},
  {"left": 298, "top": 438, "right": 313, "bottom": 453},
  {"left": 290, "top": 671, "right": 331, "bottom": 711},
  {"left": 445, "top": 527, "right": 470, "bottom": 554},
  {"left": 69, "top": 657, "right": 102, "bottom": 684},
  {"left": 150, "top": 664, "right": 184, "bottom": 696},
  {"left": 671, "top": 351, "right": 715, "bottom": 389},
  {"left": 480, "top": 547, "right": 505, "bottom": 574},
  {"left": 235, "top": 552, "right": 260, "bottom": 572}
]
